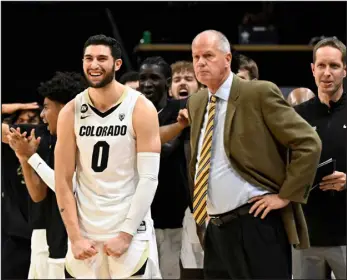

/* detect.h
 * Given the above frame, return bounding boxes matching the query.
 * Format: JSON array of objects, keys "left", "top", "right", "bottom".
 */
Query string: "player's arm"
[
  {"left": 160, "top": 123, "right": 184, "bottom": 144},
  {"left": 27, "top": 154, "right": 55, "bottom": 192},
  {"left": 7, "top": 127, "right": 48, "bottom": 202},
  {"left": 55, "top": 101, "right": 81, "bottom": 242},
  {"left": 120, "top": 95, "right": 161, "bottom": 236},
  {"left": 159, "top": 108, "right": 190, "bottom": 144},
  {"left": 2, "top": 102, "right": 39, "bottom": 115},
  {"left": 20, "top": 158, "right": 48, "bottom": 202},
  {"left": 27, "top": 154, "right": 79, "bottom": 193}
]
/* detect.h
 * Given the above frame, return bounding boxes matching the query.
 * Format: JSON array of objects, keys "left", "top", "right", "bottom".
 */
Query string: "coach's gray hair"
[{"left": 193, "top": 30, "right": 231, "bottom": 54}]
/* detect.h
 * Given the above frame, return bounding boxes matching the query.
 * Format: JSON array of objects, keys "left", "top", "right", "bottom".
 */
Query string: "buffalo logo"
[
  {"left": 81, "top": 104, "right": 88, "bottom": 113},
  {"left": 119, "top": 113, "right": 125, "bottom": 121},
  {"left": 137, "top": 221, "right": 146, "bottom": 233}
]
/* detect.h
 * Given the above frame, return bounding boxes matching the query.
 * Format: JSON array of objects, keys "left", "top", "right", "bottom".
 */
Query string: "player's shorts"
[
  {"left": 180, "top": 208, "right": 204, "bottom": 269},
  {"left": 47, "top": 258, "right": 66, "bottom": 279},
  {"left": 28, "top": 229, "right": 49, "bottom": 279},
  {"left": 65, "top": 219, "right": 161, "bottom": 279}
]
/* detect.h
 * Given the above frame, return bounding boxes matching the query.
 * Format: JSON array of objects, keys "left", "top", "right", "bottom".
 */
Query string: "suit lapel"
[
  {"left": 224, "top": 75, "right": 241, "bottom": 159},
  {"left": 190, "top": 90, "right": 209, "bottom": 179}
]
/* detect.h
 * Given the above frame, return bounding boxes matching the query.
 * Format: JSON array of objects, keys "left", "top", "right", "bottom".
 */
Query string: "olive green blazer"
[{"left": 187, "top": 75, "right": 322, "bottom": 249}]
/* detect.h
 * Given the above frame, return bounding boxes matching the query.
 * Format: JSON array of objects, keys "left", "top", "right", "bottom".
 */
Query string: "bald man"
[
  {"left": 287, "top": 88, "right": 315, "bottom": 106},
  {"left": 185, "top": 29, "right": 322, "bottom": 279}
]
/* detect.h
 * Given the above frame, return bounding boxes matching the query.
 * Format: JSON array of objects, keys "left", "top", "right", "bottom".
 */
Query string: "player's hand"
[
  {"left": 177, "top": 109, "right": 190, "bottom": 128},
  {"left": 2, "top": 102, "right": 39, "bottom": 114},
  {"left": 104, "top": 232, "right": 133, "bottom": 257},
  {"left": 8, "top": 128, "right": 40, "bottom": 162},
  {"left": 319, "top": 171, "right": 346, "bottom": 191},
  {"left": 71, "top": 238, "right": 98, "bottom": 260},
  {"left": 248, "top": 194, "right": 290, "bottom": 219}
]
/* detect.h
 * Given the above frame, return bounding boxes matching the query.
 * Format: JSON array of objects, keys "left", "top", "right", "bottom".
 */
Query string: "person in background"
[
  {"left": 293, "top": 37, "right": 346, "bottom": 280},
  {"left": 169, "top": 61, "right": 202, "bottom": 100},
  {"left": 139, "top": 56, "right": 190, "bottom": 279},
  {"left": 8, "top": 72, "right": 87, "bottom": 279},
  {"left": 167, "top": 60, "right": 204, "bottom": 279},
  {"left": 119, "top": 70, "right": 139, "bottom": 90},
  {"left": 1, "top": 102, "right": 46, "bottom": 279},
  {"left": 236, "top": 54, "right": 259, "bottom": 80},
  {"left": 287, "top": 88, "right": 315, "bottom": 107}
]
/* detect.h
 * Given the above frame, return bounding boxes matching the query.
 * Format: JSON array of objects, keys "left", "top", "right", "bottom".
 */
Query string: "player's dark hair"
[
  {"left": 119, "top": 71, "right": 139, "bottom": 84},
  {"left": 140, "top": 56, "right": 172, "bottom": 79},
  {"left": 83, "top": 34, "right": 122, "bottom": 60},
  {"left": 37, "top": 72, "right": 87, "bottom": 105}
]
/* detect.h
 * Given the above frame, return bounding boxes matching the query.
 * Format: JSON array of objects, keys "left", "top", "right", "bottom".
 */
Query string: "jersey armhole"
[{"left": 128, "top": 91, "right": 141, "bottom": 139}]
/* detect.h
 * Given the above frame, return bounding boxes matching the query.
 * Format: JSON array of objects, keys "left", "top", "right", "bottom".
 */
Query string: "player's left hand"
[
  {"left": 8, "top": 127, "right": 40, "bottom": 162},
  {"left": 319, "top": 171, "right": 346, "bottom": 191},
  {"left": 248, "top": 194, "right": 290, "bottom": 219},
  {"left": 104, "top": 232, "right": 133, "bottom": 257}
]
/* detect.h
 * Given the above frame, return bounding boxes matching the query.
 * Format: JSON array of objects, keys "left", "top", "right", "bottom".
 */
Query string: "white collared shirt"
[{"left": 195, "top": 72, "right": 268, "bottom": 215}]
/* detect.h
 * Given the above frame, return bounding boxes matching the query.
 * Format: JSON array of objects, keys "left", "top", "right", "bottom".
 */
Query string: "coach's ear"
[{"left": 114, "top": 59, "right": 123, "bottom": 72}]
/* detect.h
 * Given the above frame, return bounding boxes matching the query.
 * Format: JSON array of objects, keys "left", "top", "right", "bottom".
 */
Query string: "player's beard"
[{"left": 85, "top": 65, "right": 115, "bottom": 88}]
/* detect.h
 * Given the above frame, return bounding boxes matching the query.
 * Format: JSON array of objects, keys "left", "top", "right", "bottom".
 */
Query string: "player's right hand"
[
  {"left": 71, "top": 238, "right": 98, "bottom": 260},
  {"left": 177, "top": 109, "right": 190, "bottom": 128}
]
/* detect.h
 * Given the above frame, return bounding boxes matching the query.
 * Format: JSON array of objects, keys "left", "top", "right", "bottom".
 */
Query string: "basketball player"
[
  {"left": 2, "top": 104, "right": 45, "bottom": 279},
  {"left": 7, "top": 72, "right": 87, "bottom": 278},
  {"left": 55, "top": 34, "right": 161, "bottom": 279}
]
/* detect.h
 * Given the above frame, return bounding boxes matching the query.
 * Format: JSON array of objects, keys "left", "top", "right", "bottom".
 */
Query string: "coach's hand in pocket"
[
  {"left": 72, "top": 238, "right": 98, "bottom": 260},
  {"left": 104, "top": 232, "right": 133, "bottom": 257}
]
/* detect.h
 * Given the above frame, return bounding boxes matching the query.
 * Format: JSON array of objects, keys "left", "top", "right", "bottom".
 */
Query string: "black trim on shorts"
[{"left": 131, "top": 259, "right": 148, "bottom": 276}]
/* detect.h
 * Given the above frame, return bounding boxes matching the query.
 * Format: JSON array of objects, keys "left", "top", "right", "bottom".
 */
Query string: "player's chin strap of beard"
[{"left": 119, "top": 152, "right": 160, "bottom": 236}]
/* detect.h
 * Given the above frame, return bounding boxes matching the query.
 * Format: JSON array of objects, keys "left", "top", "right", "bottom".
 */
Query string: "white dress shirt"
[{"left": 195, "top": 72, "right": 268, "bottom": 215}]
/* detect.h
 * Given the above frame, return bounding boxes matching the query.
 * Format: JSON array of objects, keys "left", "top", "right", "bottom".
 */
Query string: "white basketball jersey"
[{"left": 74, "top": 87, "right": 141, "bottom": 241}]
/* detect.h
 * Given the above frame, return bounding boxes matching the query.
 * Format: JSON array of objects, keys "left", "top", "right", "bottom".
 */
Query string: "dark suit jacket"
[{"left": 187, "top": 74, "right": 322, "bottom": 249}]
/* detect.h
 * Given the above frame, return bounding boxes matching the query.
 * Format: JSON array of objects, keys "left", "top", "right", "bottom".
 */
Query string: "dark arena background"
[{"left": 1, "top": 1, "right": 346, "bottom": 103}]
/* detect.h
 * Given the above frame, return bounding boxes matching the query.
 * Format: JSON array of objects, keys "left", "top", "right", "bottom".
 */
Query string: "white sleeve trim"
[
  {"left": 28, "top": 153, "right": 77, "bottom": 193},
  {"left": 28, "top": 153, "right": 56, "bottom": 192}
]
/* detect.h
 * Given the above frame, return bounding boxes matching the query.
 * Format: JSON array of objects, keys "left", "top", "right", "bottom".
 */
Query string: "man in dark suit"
[{"left": 185, "top": 29, "right": 322, "bottom": 279}]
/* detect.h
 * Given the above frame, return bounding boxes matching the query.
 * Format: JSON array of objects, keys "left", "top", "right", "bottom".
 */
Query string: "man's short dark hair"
[
  {"left": 238, "top": 54, "right": 259, "bottom": 80},
  {"left": 140, "top": 56, "right": 172, "bottom": 80},
  {"left": 313, "top": 37, "right": 346, "bottom": 65},
  {"left": 119, "top": 71, "right": 139, "bottom": 85},
  {"left": 83, "top": 34, "right": 122, "bottom": 60},
  {"left": 37, "top": 72, "right": 87, "bottom": 105}
]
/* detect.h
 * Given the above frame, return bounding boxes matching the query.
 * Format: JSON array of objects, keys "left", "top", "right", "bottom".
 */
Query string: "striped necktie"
[{"left": 193, "top": 95, "right": 217, "bottom": 225}]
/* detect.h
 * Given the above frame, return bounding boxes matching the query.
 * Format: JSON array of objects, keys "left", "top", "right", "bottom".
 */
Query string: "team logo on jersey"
[
  {"left": 137, "top": 221, "right": 146, "bottom": 233},
  {"left": 81, "top": 104, "right": 88, "bottom": 113},
  {"left": 119, "top": 113, "right": 125, "bottom": 121}
]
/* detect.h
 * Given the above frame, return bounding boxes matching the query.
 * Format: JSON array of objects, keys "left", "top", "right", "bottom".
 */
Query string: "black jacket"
[{"left": 295, "top": 93, "right": 346, "bottom": 246}]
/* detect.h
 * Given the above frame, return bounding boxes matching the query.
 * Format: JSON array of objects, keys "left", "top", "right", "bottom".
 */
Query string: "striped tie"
[{"left": 193, "top": 95, "right": 217, "bottom": 225}]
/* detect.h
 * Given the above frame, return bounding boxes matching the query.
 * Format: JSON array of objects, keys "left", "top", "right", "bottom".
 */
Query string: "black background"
[{"left": 2, "top": 1, "right": 346, "bottom": 103}]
